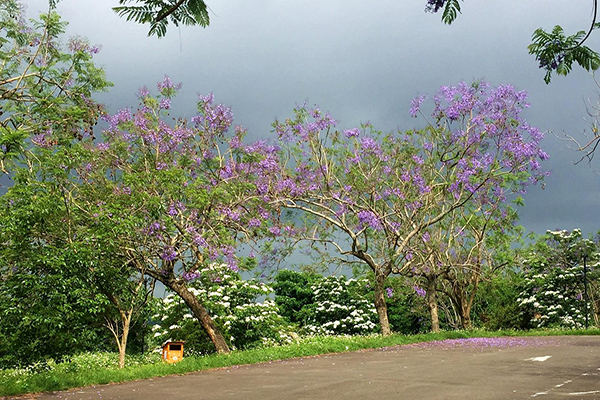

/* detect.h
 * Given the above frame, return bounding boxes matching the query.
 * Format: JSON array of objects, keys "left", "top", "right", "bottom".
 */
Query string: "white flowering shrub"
[
  {"left": 517, "top": 229, "right": 598, "bottom": 329},
  {"left": 518, "top": 264, "right": 586, "bottom": 328},
  {"left": 304, "top": 276, "right": 378, "bottom": 335},
  {"left": 151, "top": 264, "right": 294, "bottom": 354}
]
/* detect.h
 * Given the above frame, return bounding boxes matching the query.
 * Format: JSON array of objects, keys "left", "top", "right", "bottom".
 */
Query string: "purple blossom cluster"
[
  {"left": 160, "top": 246, "right": 177, "bottom": 262},
  {"left": 409, "top": 94, "right": 427, "bottom": 117},
  {"left": 157, "top": 75, "right": 182, "bottom": 94},
  {"left": 408, "top": 81, "right": 550, "bottom": 206},
  {"left": 93, "top": 78, "right": 551, "bottom": 293},
  {"left": 31, "top": 130, "right": 54, "bottom": 149},
  {"left": 357, "top": 210, "right": 383, "bottom": 231},
  {"left": 182, "top": 270, "right": 202, "bottom": 281},
  {"left": 413, "top": 285, "right": 426, "bottom": 298},
  {"left": 403, "top": 337, "right": 557, "bottom": 351},
  {"left": 191, "top": 93, "right": 234, "bottom": 140},
  {"left": 274, "top": 104, "right": 337, "bottom": 143},
  {"left": 67, "top": 35, "right": 101, "bottom": 56}
]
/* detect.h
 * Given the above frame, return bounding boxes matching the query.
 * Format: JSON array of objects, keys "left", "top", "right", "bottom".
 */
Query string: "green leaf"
[{"left": 442, "top": 0, "right": 461, "bottom": 25}]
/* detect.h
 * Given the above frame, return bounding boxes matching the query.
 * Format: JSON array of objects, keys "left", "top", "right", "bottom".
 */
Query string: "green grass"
[{"left": 2, "top": 328, "right": 600, "bottom": 397}]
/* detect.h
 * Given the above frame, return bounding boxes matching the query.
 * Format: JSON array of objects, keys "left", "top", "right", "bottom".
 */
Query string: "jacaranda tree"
[
  {"left": 54, "top": 78, "right": 284, "bottom": 354},
  {"left": 269, "top": 80, "right": 549, "bottom": 335},
  {"left": 407, "top": 204, "right": 521, "bottom": 331}
]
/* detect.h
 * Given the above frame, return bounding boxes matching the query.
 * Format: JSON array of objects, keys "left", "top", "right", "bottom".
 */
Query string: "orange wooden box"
[{"left": 162, "top": 341, "right": 185, "bottom": 364}]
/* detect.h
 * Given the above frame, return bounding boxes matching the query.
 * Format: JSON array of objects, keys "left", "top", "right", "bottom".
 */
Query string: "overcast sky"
[{"left": 22, "top": 0, "right": 600, "bottom": 238}]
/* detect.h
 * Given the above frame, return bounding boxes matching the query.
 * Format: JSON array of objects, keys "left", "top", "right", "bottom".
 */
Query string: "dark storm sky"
[{"left": 22, "top": 0, "right": 600, "bottom": 237}]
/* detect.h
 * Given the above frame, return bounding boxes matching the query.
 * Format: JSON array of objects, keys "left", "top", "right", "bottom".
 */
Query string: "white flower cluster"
[
  {"left": 518, "top": 262, "right": 586, "bottom": 329},
  {"left": 150, "top": 263, "right": 293, "bottom": 352},
  {"left": 304, "top": 276, "right": 378, "bottom": 335}
]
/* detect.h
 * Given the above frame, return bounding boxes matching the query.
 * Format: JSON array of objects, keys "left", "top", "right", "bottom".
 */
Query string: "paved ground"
[{"left": 31, "top": 336, "right": 600, "bottom": 400}]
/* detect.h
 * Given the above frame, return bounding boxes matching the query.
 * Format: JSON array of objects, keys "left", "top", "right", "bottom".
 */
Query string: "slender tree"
[
  {"left": 52, "top": 79, "right": 283, "bottom": 354},
  {"left": 269, "top": 81, "right": 549, "bottom": 335},
  {"left": 0, "top": 1, "right": 110, "bottom": 175}
]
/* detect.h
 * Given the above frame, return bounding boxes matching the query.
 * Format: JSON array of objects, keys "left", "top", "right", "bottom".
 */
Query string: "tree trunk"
[
  {"left": 118, "top": 313, "right": 131, "bottom": 369},
  {"left": 169, "top": 280, "right": 230, "bottom": 354},
  {"left": 453, "top": 288, "right": 472, "bottom": 330},
  {"left": 426, "top": 277, "right": 440, "bottom": 333},
  {"left": 374, "top": 273, "right": 392, "bottom": 336},
  {"left": 460, "top": 295, "right": 473, "bottom": 330}
]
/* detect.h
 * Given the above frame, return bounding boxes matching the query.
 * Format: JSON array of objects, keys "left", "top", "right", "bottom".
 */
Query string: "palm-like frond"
[
  {"left": 529, "top": 23, "right": 600, "bottom": 84},
  {"left": 442, "top": 0, "right": 461, "bottom": 25},
  {"left": 112, "top": 0, "right": 210, "bottom": 38}
]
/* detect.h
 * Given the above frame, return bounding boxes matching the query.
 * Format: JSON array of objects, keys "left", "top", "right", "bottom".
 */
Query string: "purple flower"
[
  {"left": 360, "top": 137, "right": 381, "bottom": 154},
  {"left": 409, "top": 94, "right": 426, "bottom": 117},
  {"left": 96, "top": 143, "right": 110, "bottom": 151},
  {"left": 343, "top": 128, "right": 360, "bottom": 138},
  {"left": 414, "top": 286, "right": 426, "bottom": 298},
  {"left": 357, "top": 210, "right": 383, "bottom": 231},
  {"left": 422, "top": 232, "right": 431, "bottom": 243},
  {"left": 182, "top": 271, "right": 202, "bottom": 281},
  {"left": 68, "top": 36, "right": 88, "bottom": 52},
  {"left": 157, "top": 75, "right": 182, "bottom": 92},
  {"left": 248, "top": 218, "right": 262, "bottom": 228},
  {"left": 412, "top": 155, "right": 424, "bottom": 165},
  {"left": 192, "top": 234, "right": 207, "bottom": 248},
  {"left": 159, "top": 98, "right": 171, "bottom": 110},
  {"left": 138, "top": 86, "right": 150, "bottom": 98},
  {"left": 160, "top": 247, "right": 178, "bottom": 262},
  {"left": 386, "top": 287, "right": 394, "bottom": 298}
]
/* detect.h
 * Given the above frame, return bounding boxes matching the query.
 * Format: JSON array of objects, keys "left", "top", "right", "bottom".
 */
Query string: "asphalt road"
[{"left": 32, "top": 336, "right": 600, "bottom": 400}]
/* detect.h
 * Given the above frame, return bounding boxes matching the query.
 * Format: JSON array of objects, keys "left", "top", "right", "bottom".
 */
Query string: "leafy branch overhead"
[
  {"left": 48, "top": 0, "right": 210, "bottom": 38},
  {"left": 47, "top": 0, "right": 600, "bottom": 79},
  {"left": 113, "top": 0, "right": 210, "bottom": 38},
  {"left": 426, "top": 0, "right": 600, "bottom": 83}
]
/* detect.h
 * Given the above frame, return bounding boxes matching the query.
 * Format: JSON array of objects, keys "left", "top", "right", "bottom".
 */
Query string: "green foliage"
[
  {"left": 0, "top": 252, "right": 112, "bottom": 368},
  {"left": 473, "top": 272, "right": 530, "bottom": 330},
  {"left": 383, "top": 278, "right": 431, "bottom": 334},
  {"left": 0, "top": 1, "right": 111, "bottom": 174},
  {"left": 113, "top": 0, "right": 210, "bottom": 37},
  {"left": 528, "top": 24, "right": 600, "bottom": 83},
  {"left": 273, "top": 270, "right": 321, "bottom": 325},
  {"left": 441, "top": 0, "right": 461, "bottom": 24}
]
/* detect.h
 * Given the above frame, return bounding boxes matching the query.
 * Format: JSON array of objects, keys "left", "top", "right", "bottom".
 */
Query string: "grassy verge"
[{"left": 2, "top": 328, "right": 599, "bottom": 397}]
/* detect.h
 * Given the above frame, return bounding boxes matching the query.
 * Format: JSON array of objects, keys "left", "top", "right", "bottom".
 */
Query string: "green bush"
[
  {"left": 473, "top": 272, "right": 530, "bottom": 330},
  {"left": 273, "top": 270, "right": 321, "bottom": 325},
  {"left": 383, "top": 278, "right": 431, "bottom": 334},
  {"left": 0, "top": 264, "right": 112, "bottom": 368}
]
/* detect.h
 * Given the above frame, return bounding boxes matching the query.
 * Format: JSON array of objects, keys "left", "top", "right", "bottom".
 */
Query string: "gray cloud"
[{"left": 21, "top": 0, "right": 600, "bottom": 237}]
